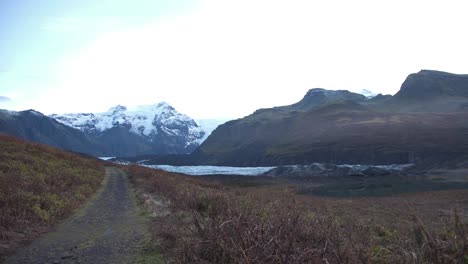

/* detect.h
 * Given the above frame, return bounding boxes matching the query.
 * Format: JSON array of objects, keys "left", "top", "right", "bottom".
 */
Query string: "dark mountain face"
[
  {"left": 247, "top": 88, "right": 367, "bottom": 120},
  {"left": 0, "top": 110, "right": 104, "bottom": 155},
  {"left": 290, "top": 88, "right": 367, "bottom": 111},
  {"left": 191, "top": 106, "right": 468, "bottom": 166},
  {"left": 388, "top": 70, "right": 468, "bottom": 112},
  {"left": 395, "top": 70, "right": 468, "bottom": 99},
  {"left": 178, "top": 70, "right": 468, "bottom": 167}
]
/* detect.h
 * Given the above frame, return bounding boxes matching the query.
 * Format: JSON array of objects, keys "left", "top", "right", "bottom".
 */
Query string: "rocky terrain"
[{"left": 263, "top": 163, "right": 414, "bottom": 178}]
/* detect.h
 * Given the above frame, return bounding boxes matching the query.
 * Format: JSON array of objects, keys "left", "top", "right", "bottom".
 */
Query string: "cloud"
[
  {"left": 45, "top": 0, "right": 468, "bottom": 118},
  {"left": 0, "top": 96, "right": 11, "bottom": 102}
]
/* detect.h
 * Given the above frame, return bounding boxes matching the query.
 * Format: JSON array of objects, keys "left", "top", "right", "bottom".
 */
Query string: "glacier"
[{"left": 144, "top": 165, "right": 276, "bottom": 176}]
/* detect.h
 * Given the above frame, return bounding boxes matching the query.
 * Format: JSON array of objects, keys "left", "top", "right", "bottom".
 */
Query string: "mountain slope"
[
  {"left": 0, "top": 109, "right": 104, "bottom": 155},
  {"left": 0, "top": 103, "right": 226, "bottom": 157},
  {"left": 51, "top": 102, "right": 223, "bottom": 156},
  {"left": 388, "top": 70, "right": 468, "bottom": 112},
  {"left": 191, "top": 103, "right": 468, "bottom": 166},
  {"left": 182, "top": 70, "right": 468, "bottom": 167}
]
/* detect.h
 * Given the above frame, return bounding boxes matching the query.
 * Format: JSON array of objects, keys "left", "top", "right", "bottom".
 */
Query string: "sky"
[{"left": 1, "top": 0, "right": 467, "bottom": 119}]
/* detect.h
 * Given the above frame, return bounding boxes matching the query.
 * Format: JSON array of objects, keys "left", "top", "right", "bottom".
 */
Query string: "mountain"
[
  {"left": 195, "top": 118, "right": 229, "bottom": 142},
  {"left": 388, "top": 70, "right": 468, "bottom": 112},
  {"left": 359, "top": 89, "right": 377, "bottom": 98},
  {"left": 0, "top": 103, "right": 226, "bottom": 157},
  {"left": 141, "top": 70, "right": 468, "bottom": 167},
  {"left": 50, "top": 102, "right": 225, "bottom": 156},
  {"left": 0, "top": 109, "right": 103, "bottom": 155},
  {"left": 288, "top": 88, "right": 367, "bottom": 111}
]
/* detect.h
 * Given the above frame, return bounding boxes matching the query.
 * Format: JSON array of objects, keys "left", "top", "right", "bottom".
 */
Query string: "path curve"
[{"left": 4, "top": 167, "right": 148, "bottom": 264}]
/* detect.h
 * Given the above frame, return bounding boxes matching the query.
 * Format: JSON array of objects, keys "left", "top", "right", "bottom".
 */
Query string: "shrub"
[{"left": 127, "top": 165, "right": 468, "bottom": 263}]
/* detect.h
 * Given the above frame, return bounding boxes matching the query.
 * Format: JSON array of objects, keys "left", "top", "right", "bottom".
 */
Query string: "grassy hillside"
[
  {"left": 127, "top": 165, "right": 468, "bottom": 263},
  {"left": 0, "top": 134, "right": 105, "bottom": 258},
  {"left": 181, "top": 70, "right": 468, "bottom": 167},
  {"left": 193, "top": 102, "right": 468, "bottom": 166}
]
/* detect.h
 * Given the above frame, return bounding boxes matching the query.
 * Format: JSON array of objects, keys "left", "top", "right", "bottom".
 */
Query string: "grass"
[
  {"left": 127, "top": 165, "right": 468, "bottom": 263},
  {"left": 0, "top": 134, "right": 105, "bottom": 258},
  {"left": 199, "top": 174, "right": 283, "bottom": 188},
  {"left": 297, "top": 175, "right": 468, "bottom": 197},
  {"left": 135, "top": 239, "right": 165, "bottom": 264}
]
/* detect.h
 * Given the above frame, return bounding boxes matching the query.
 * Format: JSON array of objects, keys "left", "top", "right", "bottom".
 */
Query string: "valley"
[
  {"left": 1, "top": 69, "right": 468, "bottom": 263},
  {"left": 2, "top": 0, "right": 468, "bottom": 262}
]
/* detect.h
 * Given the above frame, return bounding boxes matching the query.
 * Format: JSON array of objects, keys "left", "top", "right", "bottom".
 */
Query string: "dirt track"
[{"left": 4, "top": 167, "right": 148, "bottom": 264}]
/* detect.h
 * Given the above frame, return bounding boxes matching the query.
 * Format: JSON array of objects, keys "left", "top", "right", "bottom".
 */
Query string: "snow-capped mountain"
[
  {"left": 195, "top": 118, "right": 228, "bottom": 143},
  {"left": 359, "top": 89, "right": 377, "bottom": 98},
  {"left": 0, "top": 109, "right": 104, "bottom": 155},
  {"left": 50, "top": 102, "right": 224, "bottom": 156}
]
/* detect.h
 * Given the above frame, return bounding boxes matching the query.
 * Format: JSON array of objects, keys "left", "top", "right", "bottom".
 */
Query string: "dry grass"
[
  {"left": 0, "top": 134, "right": 105, "bottom": 258},
  {"left": 127, "top": 165, "right": 468, "bottom": 263}
]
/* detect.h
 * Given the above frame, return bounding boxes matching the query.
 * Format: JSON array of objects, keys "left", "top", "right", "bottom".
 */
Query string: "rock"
[
  {"left": 264, "top": 163, "right": 409, "bottom": 178},
  {"left": 362, "top": 167, "right": 393, "bottom": 177}
]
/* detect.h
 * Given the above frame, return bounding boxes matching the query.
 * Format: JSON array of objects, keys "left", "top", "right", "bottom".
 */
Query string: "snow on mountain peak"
[
  {"left": 359, "top": 89, "right": 377, "bottom": 98},
  {"left": 51, "top": 102, "right": 220, "bottom": 149},
  {"left": 107, "top": 105, "right": 127, "bottom": 114}
]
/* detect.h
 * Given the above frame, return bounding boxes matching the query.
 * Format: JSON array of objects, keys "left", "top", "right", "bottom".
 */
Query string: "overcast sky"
[{"left": 1, "top": 0, "right": 467, "bottom": 118}]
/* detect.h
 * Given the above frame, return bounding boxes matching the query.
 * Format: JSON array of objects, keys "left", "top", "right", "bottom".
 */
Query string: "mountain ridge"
[
  {"left": 0, "top": 109, "right": 104, "bottom": 156},
  {"left": 138, "top": 69, "right": 468, "bottom": 167},
  {"left": 1, "top": 102, "right": 226, "bottom": 157}
]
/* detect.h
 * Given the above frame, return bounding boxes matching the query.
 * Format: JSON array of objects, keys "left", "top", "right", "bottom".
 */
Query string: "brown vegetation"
[
  {"left": 0, "top": 134, "right": 105, "bottom": 258},
  {"left": 127, "top": 165, "right": 468, "bottom": 263}
]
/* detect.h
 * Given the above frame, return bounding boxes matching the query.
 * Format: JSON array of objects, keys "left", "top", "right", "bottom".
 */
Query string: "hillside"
[
  {"left": 192, "top": 103, "right": 468, "bottom": 166},
  {"left": 387, "top": 70, "right": 468, "bottom": 112},
  {"left": 0, "top": 134, "right": 105, "bottom": 258},
  {"left": 141, "top": 70, "right": 468, "bottom": 167},
  {"left": 125, "top": 164, "right": 468, "bottom": 263},
  {"left": 0, "top": 109, "right": 104, "bottom": 156},
  {"left": 0, "top": 103, "right": 226, "bottom": 157}
]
